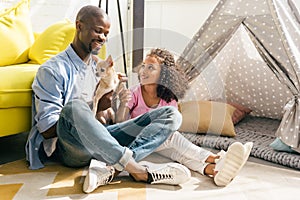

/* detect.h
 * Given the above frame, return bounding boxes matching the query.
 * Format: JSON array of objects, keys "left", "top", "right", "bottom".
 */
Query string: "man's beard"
[{"left": 89, "top": 42, "right": 102, "bottom": 55}]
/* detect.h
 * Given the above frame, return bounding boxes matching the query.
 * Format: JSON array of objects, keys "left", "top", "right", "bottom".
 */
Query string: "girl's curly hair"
[{"left": 140, "top": 48, "right": 189, "bottom": 103}]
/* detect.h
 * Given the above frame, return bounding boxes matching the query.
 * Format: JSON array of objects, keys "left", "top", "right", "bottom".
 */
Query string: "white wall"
[
  {"left": 29, "top": 0, "right": 98, "bottom": 32},
  {"left": 144, "top": 0, "right": 219, "bottom": 57},
  {"left": 120, "top": 0, "right": 218, "bottom": 85},
  {"left": 0, "top": 0, "right": 100, "bottom": 32},
  {"left": 144, "top": 0, "right": 300, "bottom": 58}
]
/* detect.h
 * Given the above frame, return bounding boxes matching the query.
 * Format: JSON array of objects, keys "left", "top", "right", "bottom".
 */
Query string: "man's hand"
[
  {"left": 96, "top": 108, "right": 115, "bottom": 125},
  {"left": 41, "top": 124, "right": 57, "bottom": 139}
]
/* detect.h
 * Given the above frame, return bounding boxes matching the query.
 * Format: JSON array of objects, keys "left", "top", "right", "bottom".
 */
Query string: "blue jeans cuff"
[{"left": 113, "top": 147, "right": 133, "bottom": 171}]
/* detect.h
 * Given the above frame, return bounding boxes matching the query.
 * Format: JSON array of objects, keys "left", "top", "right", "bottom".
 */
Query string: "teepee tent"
[{"left": 177, "top": 0, "right": 300, "bottom": 151}]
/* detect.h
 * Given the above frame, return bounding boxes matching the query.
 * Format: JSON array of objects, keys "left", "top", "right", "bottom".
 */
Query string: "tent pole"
[
  {"left": 98, "top": 0, "right": 128, "bottom": 81},
  {"left": 116, "top": 0, "right": 128, "bottom": 77},
  {"left": 132, "top": 0, "right": 144, "bottom": 72}
]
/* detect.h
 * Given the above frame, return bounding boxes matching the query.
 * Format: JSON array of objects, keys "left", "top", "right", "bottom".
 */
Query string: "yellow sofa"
[{"left": 0, "top": 0, "right": 105, "bottom": 137}]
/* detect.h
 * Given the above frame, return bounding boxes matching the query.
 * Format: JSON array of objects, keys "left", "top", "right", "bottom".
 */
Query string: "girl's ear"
[{"left": 106, "top": 55, "right": 114, "bottom": 67}]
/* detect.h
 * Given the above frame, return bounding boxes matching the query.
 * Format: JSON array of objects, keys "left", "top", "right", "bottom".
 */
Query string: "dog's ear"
[{"left": 106, "top": 55, "right": 114, "bottom": 67}]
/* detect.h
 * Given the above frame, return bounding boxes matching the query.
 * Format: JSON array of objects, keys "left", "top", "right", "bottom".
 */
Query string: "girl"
[{"left": 114, "top": 48, "right": 253, "bottom": 187}]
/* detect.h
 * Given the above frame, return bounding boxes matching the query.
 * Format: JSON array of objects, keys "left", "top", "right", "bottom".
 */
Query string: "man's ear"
[
  {"left": 106, "top": 55, "right": 114, "bottom": 67},
  {"left": 76, "top": 20, "right": 82, "bottom": 31}
]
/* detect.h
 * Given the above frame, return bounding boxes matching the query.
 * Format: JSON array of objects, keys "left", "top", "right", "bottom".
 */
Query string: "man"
[{"left": 25, "top": 5, "right": 190, "bottom": 194}]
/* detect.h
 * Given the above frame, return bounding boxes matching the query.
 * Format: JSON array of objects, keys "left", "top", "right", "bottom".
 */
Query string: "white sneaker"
[
  {"left": 243, "top": 142, "right": 253, "bottom": 165},
  {"left": 83, "top": 159, "right": 115, "bottom": 193},
  {"left": 139, "top": 161, "right": 191, "bottom": 185},
  {"left": 213, "top": 142, "right": 253, "bottom": 187}
]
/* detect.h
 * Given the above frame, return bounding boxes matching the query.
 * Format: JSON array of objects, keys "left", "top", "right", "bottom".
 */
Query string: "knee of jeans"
[
  {"left": 167, "top": 106, "right": 182, "bottom": 130},
  {"left": 62, "top": 99, "right": 87, "bottom": 114}
]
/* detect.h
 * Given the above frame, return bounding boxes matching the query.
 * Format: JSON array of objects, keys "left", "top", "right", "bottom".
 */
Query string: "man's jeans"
[{"left": 56, "top": 99, "right": 182, "bottom": 171}]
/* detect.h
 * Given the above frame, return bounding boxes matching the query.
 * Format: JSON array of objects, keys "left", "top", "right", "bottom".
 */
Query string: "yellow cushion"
[
  {"left": 98, "top": 44, "right": 106, "bottom": 60},
  {"left": 0, "top": 64, "right": 39, "bottom": 108},
  {"left": 28, "top": 20, "right": 107, "bottom": 64},
  {"left": 0, "top": 107, "right": 31, "bottom": 137},
  {"left": 0, "top": 0, "right": 34, "bottom": 66},
  {"left": 28, "top": 20, "right": 76, "bottom": 64},
  {"left": 178, "top": 101, "right": 237, "bottom": 137}
]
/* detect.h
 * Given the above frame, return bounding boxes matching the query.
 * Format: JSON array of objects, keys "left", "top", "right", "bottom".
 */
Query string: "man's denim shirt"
[{"left": 25, "top": 45, "right": 98, "bottom": 169}]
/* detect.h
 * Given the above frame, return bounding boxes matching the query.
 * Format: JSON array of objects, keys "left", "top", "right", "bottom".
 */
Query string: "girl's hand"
[
  {"left": 118, "top": 87, "right": 132, "bottom": 106},
  {"left": 117, "top": 72, "right": 128, "bottom": 82},
  {"left": 113, "top": 82, "right": 131, "bottom": 106}
]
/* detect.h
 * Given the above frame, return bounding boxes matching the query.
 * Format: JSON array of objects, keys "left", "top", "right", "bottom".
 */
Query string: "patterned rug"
[
  {"left": 1, "top": 154, "right": 300, "bottom": 200},
  {"left": 182, "top": 116, "right": 300, "bottom": 170},
  {"left": 0, "top": 159, "right": 146, "bottom": 200}
]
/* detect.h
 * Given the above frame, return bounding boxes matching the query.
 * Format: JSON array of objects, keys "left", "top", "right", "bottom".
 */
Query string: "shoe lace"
[
  {"left": 150, "top": 168, "right": 173, "bottom": 182},
  {"left": 96, "top": 167, "right": 115, "bottom": 186}
]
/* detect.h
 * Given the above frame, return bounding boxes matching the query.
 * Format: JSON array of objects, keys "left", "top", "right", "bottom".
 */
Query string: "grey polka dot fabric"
[{"left": 177, "top": 0, "right": 300, "bottom": 151}]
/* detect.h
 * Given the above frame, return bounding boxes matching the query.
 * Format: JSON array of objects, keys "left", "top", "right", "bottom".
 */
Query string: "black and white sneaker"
[{"left": 139, "top": 161, "right": 191, "bottom": 185}]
